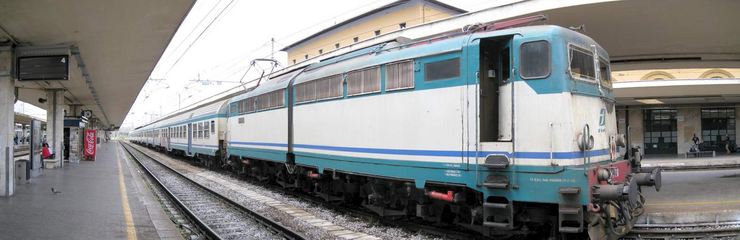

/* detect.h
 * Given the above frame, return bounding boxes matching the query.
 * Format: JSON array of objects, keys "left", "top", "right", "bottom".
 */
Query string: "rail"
[
  {"left": 624, "top": 222, "right": 740, "bottom": 239},
  {"left": 120, "top": 142, "right": 305, "bottom": 240}
]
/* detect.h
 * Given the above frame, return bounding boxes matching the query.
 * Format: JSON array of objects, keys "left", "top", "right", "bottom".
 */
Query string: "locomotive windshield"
[
  {"left": 598, "top": 57, "right": 611, "bottom": 88},
  {"left": 568, "top": 44, "right": 612, "bottom": 89}
]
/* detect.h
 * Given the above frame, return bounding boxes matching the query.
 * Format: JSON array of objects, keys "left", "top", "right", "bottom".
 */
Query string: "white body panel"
[
  {"left": 228, "top": 108, "right": 288, "bottom": 154},
  {"left": 293, "top": 86, "right": 465, "bottom": 165}
]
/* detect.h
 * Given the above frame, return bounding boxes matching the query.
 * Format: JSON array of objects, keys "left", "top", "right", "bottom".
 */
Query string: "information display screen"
[{"left": 17, "top": 55, "right": 69, "bottom": 81}]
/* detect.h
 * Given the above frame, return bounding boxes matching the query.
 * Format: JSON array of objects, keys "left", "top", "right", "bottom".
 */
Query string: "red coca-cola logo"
[{"left": 84, "top": 130, "right": 96, "bottom": 157}]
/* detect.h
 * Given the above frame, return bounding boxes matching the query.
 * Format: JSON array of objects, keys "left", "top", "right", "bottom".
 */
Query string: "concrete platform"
[
  {"left": 0, "top": 141, "right": 182, "bottom": 240},
  {"left": 638, "top": 168, "right": 740, "bottom": 225},
  {"left": 642, "top": 153, "right": 740, "bottom": 170}
]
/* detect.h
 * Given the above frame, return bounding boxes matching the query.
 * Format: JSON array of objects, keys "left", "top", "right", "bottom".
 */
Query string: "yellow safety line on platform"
[
  {"left": 645, "top": 200, "right": 740, "bottom": 206},
  {"left": 117, "top": 146, "right": 138, "bottom": 240}
]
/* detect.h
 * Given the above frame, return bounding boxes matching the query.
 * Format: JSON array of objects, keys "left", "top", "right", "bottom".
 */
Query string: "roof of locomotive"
[{"left": 224, "top": 25, "right": 609, "bottom": 106}]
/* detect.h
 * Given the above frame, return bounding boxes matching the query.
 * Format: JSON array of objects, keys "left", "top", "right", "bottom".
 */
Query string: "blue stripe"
[
  {"left": 171, "top": 143, "right": 218, "bottom": 148},
  {"left": 229, "top": 141, "right": 608, "bottom": 159}
]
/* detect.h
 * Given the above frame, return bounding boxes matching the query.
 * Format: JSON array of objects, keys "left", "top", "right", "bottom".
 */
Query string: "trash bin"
[{"left": 15, "top": 159, "right": 28, "bottom": 185}]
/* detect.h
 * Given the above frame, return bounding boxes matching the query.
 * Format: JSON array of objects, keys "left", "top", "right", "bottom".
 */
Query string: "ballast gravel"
[{"left": 134, "top": 145, "right": 445, "bottom": 240}]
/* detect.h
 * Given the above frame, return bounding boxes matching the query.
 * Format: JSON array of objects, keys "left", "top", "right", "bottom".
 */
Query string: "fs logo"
[{"left": 597, "top": 108, "right": 607, "bottom": 133}]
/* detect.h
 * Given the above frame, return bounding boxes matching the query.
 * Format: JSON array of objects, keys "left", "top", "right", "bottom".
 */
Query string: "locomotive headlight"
[{"left": 597, "top": 168, "right": 611, "bottom": 182}]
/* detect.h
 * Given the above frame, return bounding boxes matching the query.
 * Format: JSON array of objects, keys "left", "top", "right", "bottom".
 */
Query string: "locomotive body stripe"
[{"left": 228, "top": 141, "right": 609, "bottom": 160}]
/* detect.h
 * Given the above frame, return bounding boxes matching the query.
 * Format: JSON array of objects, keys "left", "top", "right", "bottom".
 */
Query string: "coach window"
[
  {"left": 210, "top": 121, "right": 215, "bottom": 134},
  {"left": 520, "top": 40, "right": 551, "bottom": 79},
  {"left": 347, "top": 66, "right": 381, "bottom": 96},
  {"left": 568, "top": 45, "right": 596, "bottom": 81},
  {"left": 198, "top": 122, "right": 204, "bottom": 139},
  {"left": 204, "top": 121, "right": 210, "bottom": 139},
  {"left": 424, "top": 58, "right": 460, "bottom": 81},
  {"left": 230, "top": 102, "right": 237, "bottom": 115},
  {"left": 385, "top": 60, "right": 414, "bottom": 91},
  {"left": 202, "top": 121, "right": 207, "bottom": 138}
]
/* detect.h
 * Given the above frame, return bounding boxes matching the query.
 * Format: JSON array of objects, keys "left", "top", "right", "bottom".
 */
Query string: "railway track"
[
  {"left": 120, "top": 142, "right": 305, "bottom": 240},
  {"left": 622, "top": 222, "right": 740, "bottom": 240},
  {"left": 129, "top": 143, "right": 492, "bottom": 239}
]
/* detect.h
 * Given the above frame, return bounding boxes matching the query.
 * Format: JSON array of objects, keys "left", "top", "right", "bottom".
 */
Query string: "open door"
[{"left": 470, "top": 36, "right": 515, "bottom": 182}]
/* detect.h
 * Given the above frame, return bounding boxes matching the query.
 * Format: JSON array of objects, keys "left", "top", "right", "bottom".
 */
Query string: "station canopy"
[{"left": 1, "top": 0, "right": 195, "bottom": 129}]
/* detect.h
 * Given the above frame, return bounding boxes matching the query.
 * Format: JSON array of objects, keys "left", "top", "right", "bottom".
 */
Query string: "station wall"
[{"left": 617, "top": 104, "right": 740, "bottom": 156}]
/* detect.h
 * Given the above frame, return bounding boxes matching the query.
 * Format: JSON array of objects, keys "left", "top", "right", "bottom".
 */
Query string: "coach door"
[
  {"left": 165, "top": 127, "right": 171, "bottom": 151},
  {"left": 187, "top": 123, "right": 193, "bottom": 156},
  {"left": 468, "top": 36, "right": 513, "bottom": 170}
]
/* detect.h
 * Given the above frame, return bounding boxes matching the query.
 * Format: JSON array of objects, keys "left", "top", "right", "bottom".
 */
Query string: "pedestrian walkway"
[
  {"left": 641, "top": 153, "right": 740, "bottom": 170},
  {"left": 0, "top": 141, "right": 181, "bottom": 240}
]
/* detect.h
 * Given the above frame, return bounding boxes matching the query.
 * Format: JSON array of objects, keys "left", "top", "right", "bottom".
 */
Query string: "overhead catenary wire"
[
  {"left": 133, "top": 1, "right": 498, "bottom": 126},
  {"left": 161, "top": 0, "right": 223, "bottom": 66},
  {"left": 162, "top": 0, "right": 237, "bottom": 77}
]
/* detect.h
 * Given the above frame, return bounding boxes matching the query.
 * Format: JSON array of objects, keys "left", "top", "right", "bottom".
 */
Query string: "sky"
[{"left": 120, "top": 0, "right": 513, "bottom": 130}]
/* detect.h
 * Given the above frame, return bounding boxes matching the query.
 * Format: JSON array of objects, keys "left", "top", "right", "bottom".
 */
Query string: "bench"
[
  {"left": 685, "top": 150, "right": 715, "bottom": 158},
  {"left": 43, "top": 159, "right": 58, "bottom": 169}
]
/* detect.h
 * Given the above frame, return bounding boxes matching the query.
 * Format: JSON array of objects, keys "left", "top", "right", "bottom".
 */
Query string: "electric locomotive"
[{"left": 133, "top": 25, "right": 660, "bottom": 239}]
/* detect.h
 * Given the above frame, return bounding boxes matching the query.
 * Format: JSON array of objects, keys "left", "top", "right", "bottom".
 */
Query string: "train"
[{"left": 130, "top": 25, "right": 661, "bottom": 239}]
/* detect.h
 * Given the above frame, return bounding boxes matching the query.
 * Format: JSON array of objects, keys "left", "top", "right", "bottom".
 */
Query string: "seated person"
[{"left": 42, "top": 143, "right": 55, "bottom": 159}]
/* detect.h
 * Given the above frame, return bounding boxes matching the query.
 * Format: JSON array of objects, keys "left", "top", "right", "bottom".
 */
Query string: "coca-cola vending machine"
[{"left": 83, "top": 129, "right": 97, "bottom": 161}]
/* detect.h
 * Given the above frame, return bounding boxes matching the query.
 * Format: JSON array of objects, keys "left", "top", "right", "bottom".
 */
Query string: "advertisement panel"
[{"left": 83, "top": 129, "right": 97, "bottom": 160}]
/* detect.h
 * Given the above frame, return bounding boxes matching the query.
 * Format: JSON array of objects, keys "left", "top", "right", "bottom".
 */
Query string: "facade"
[
  {"left": 614, "top": 68, "right": 740, "bottom": 155},
  {"left": 281, "top": 0, "right": 466, "bottom": 65}
]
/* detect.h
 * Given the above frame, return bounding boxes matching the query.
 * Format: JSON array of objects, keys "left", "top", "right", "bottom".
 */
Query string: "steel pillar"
[{"left": 0, "top": 46, "right": 15, "bottom": 196}]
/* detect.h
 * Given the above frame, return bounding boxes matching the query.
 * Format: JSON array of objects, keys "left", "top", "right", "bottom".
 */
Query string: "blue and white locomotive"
[{"left": 131, "top": 25, "right": 660, "bottom": 238}]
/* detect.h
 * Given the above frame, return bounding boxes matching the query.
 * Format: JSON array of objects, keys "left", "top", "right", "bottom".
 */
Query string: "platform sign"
[
  {"left": 17, "top": 55, "right": 69, "bottom": 81},
  {"left": 83, "top": 129, "right": 97, "bottom": 160}
]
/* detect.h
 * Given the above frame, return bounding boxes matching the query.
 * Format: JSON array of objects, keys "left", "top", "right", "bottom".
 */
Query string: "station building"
[
  {"left": 281, "top": 0, "right": 740, "bottom": 157},
  {"left": 282, "top": 0, "right": 466, "bottom": 65},
  {"left": 614, "top": 69, "right": 740, "bottom": 155}
]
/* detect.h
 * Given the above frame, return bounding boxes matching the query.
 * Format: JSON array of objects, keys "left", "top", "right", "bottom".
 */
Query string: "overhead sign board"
[{"left": 17, "top": 55, "right": 69, "bottom": 81}]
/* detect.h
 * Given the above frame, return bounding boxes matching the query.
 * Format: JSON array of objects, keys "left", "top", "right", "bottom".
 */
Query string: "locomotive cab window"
[
  {"left": 520, "top": 40, "right": 551, "bottom": 79},
  {"left": 598, "top": 57, "right": 611, "bottom": 88},
  {"left": 569, "top": 45, "right": 596, "bottom": 81}
]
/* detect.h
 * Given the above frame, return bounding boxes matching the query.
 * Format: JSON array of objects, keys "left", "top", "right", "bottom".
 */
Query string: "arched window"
[
  {"left": 699, "top": 69, "right": 734, "bottom": 79},
  {"left": 641, "top": 71, "right": 675, "bottom": 80}
]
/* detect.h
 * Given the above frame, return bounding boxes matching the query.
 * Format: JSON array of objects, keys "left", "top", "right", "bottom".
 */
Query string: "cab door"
[{"left": 466, "top": 35, "right": 515, "bottom": 175}]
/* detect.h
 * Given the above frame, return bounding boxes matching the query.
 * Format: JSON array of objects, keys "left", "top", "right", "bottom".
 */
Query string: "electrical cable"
[{"left": 162, "top": 0, "right": 237, "bottom": 77}]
